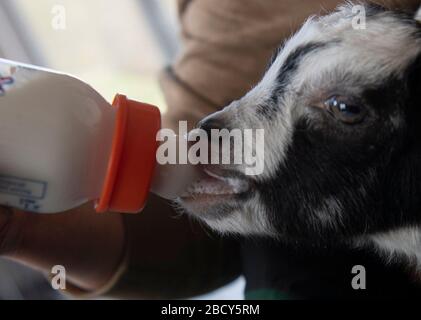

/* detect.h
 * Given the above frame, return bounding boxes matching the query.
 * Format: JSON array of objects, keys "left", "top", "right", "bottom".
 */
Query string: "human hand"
[{"left": 0, "top": 204, "right": 125, "bottom": 292}]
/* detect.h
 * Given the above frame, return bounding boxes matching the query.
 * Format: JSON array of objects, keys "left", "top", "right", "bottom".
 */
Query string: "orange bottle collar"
[{"left": 96, "top": 94, "right": 161, "bottom": 213}]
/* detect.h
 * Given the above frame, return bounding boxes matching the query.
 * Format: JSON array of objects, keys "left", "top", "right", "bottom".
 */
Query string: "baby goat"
[{"left": 179, "top": 4, "right": 421, "bottom": 297}]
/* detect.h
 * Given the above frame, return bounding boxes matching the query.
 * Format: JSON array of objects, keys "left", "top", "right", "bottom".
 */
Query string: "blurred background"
[{"left": 0, "top": 0, "right": 244, "bottom": 300}]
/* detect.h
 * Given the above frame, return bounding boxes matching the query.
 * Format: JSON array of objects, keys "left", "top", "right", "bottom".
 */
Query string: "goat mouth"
[{"left": 179, "top": 167, "right": 250, "bottom": 205}]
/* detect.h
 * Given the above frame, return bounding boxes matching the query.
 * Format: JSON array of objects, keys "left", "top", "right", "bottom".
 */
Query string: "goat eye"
[{"left": 324, "top": 96, "right": 366, "bottom": 124}]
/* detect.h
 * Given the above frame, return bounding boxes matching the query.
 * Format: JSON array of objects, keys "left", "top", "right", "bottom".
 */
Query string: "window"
[{"left": 6, "top": 0, "right": 179, "bottom": 112}]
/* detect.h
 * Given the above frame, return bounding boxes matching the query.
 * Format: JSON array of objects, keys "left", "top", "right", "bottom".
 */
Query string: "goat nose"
[{"left": 198, "top": 115, "right": 227, "bottom": 136}]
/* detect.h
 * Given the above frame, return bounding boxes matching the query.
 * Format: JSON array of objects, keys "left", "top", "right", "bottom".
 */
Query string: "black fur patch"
[{"left": 257, "top": 42, "right": 329, "bottom": 120}]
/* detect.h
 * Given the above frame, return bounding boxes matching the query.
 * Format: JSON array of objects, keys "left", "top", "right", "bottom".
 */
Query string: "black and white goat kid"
[{"left": 179, "top": 4, "right": 421, "bottom": 295}]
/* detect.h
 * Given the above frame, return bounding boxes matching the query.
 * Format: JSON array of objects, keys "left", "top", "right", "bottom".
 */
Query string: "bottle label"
[{"left": 0, "top": 175, "right": 47, "bottom": 211}]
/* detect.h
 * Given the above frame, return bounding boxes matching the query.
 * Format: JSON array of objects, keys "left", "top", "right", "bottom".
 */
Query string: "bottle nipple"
[{"left": 150, "top": 134, "right": 204, "bottom": 200}]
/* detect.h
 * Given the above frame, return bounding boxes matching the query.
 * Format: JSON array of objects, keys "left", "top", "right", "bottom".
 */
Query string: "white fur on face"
[{"left": 204, "top": 194, "right": 278, "bottom": 237}]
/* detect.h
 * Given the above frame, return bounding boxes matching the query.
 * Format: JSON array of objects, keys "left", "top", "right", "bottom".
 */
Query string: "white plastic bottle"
[{"left": 0, "top": 58, "right": 196, "bottom": 214}]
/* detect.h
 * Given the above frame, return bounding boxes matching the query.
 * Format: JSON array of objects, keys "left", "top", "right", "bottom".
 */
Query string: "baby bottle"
[{"left": 0, "top": 58, "right": 197, "bottom": 214}]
